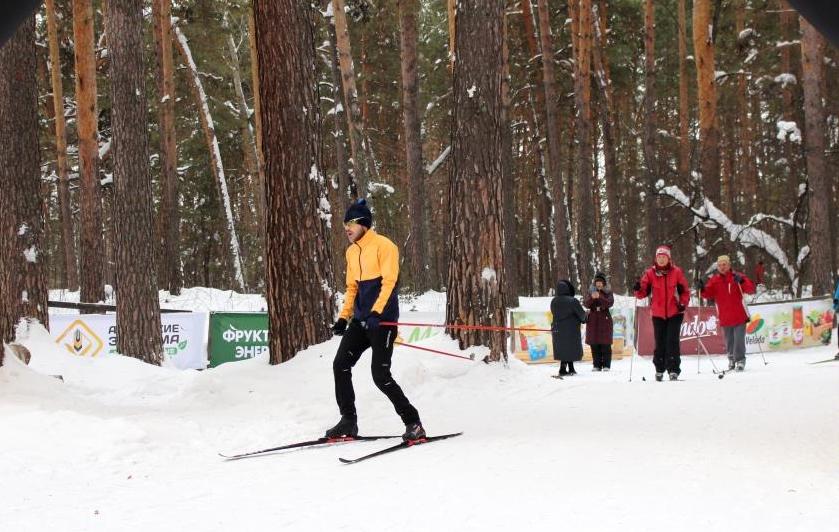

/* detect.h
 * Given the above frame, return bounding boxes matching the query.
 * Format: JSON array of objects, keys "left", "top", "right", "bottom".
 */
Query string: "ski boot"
[
  {"left": 668, "top": 372, "right": 679, "bottom": 381},
  {"left": 402, "top": 422, "right": 426, "bottom": 442},
  {"left": 655, "top": 372, "right": 664, "bottom": 382},
  {"left": 728, "top": 359, "right": 736, "bottom": 371},
  {"left": 735, "top": 360, "right": 745, "bottom": 372},
  {"left": 325, "top": 415, "right": 358, "bottom": 438}
]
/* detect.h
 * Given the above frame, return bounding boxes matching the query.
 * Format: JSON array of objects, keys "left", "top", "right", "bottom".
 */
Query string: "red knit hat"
[{"left": 655, "top": 245, "right": 671, "bottom": 258}]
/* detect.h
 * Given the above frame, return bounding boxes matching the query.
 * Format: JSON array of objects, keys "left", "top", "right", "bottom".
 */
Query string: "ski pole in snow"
[
  {"left": 394, "top": 340, "right": 483, "bottom": 362},
  {"left": 382, "top": 321, "right": 551, "bottom": 333}
]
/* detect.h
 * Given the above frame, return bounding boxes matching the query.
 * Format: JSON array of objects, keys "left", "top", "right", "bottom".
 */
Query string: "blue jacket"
[{"left": 834, "top": 281, "right": 839, "bottom": 311}]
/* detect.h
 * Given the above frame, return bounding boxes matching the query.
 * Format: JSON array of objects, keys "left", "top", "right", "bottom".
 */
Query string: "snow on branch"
[{"left": 655, "top": 181, "right": 801, "bottom": 292}]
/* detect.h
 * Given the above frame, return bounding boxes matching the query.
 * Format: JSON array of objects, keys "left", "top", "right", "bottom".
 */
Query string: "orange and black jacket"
[{"left": 338, "top": 229, "right": 400, "bottom": 322}]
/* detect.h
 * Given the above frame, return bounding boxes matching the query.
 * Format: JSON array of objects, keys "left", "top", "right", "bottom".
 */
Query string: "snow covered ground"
[{"left": 2, "top": 291, "right": 838, "bottom": 532}]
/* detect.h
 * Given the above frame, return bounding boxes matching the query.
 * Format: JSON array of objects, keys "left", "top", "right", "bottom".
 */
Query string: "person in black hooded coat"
[{"left": 550, "top": 279, "right": 587, "bottom": 376}]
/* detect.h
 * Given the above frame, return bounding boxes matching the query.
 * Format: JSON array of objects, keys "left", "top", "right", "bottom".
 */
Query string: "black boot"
[
  {"left": 559, "top": 362, "right": 568, "bottom": 376},
  {"left": 402, "top": 421, "right": 426, "bottom": 441},
  {"left": 568, "top": 362, "right": 577, "bottom": 375},
  {"left": 324, "top": 415, "right": 358, "bottom": 438}
]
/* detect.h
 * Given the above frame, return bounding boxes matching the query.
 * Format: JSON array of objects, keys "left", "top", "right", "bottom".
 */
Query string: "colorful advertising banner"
[
  {"left": 49, "top": 313, "right": 208, "bottom": 369},
  {"left": 744, "top": 297, "right": 834, "bottom": 353},
  {"left": 395, "top": 312, "right": 447, "bottom": 344},
  {"left": 508, "top": 311, "right": 629, "bottom": 364},
  {"left": 208, "top": 312, "right": 269, "bottom": 367}
]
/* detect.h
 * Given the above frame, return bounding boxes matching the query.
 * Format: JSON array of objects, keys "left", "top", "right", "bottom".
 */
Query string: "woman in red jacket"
[{"left": 633, "top": 245, "right": 690, "bottom": 381}]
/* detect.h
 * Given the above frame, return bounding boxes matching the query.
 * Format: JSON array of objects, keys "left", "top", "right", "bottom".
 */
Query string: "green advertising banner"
[{"left": 208, "top": 312, "right": 269, "bottom": 367}]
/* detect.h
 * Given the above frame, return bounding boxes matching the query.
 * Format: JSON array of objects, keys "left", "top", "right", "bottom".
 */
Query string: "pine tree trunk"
[
  {"left": 447, "top": 0, "right": 507, "bottom": 360},
  {"left": 45, "top": 0, "right": 78, "bottom": 291},
  {"left": 72, "top": 0, "right": 106, "bottom": 307},
  {"left": 0, "top": 17, "right": 49, "bottom": 344},
  {"left": 800, "top": 17, "right": 834, "bottom": 294},
  {"left": 677, "top": 0, "right": 690, "bottom": 188},
  {"left": 572, "top": 0, "right": 595, "bottom": 281},
  {"left": 398, "top": 0, "right": 429, "bottom": 292},
  {"left": 323, "top": 7, "right": 353, "bottom": 199},
  {"left": 536, "top": 0, "right": 570, "bottom": 280},
  {"left": 253, "top": 0, "right": 337, "bottom": 364},
  {"left": 447, "top": 0, "right": 456, "bottom": 69},
  {"left": 247, "top": 5, "right": 266, "bottom": 201},
  {"left": 592, "top": 2, "right": 626, "bottom": 292},
  {"left": 106, "top": 0, "right": 163, "bottom": 364},
  {"left": 500, "top": 4, "right": 518, "bottom": 307},
  {"left": 735, "top": 2, "right": 757, "bottom": 213},
  {"left": 693, "top": 0, "right": 720, "bottom": 204},
  {"left": 173, "top": 23, "right": 247, "bottom": 292},
  {"left": 152, "top": 0, "right": 181, "bottom": 296},
  {"left": 331, "top": 0, "right": 370, "bottom": 196},
  {"left": 643, "top": 0, "right": 660, "bottom": 250}
]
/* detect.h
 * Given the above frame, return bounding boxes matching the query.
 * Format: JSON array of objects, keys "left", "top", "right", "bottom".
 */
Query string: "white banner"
[
  {"left": 745, "top": 297, "right": 834, "bottom": 354},
  {"left": 48, "top": 313, "right": 208, "bottom": 370}
]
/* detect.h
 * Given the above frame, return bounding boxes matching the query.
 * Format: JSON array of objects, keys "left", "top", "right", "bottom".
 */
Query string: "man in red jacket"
[
  {"left": 697, "top": 255, "right": 756, "bottom": 371},
  {"left": 633, "top": 245, "right": 691, "bottom": 381}
]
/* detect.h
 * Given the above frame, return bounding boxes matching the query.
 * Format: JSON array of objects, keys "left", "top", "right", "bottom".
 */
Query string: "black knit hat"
[
  {"left": 344, "top": 198, "right": 372, "bottom": 228},
  {"left": 594, "top": 271, "right": 607, "bottom": 284}
]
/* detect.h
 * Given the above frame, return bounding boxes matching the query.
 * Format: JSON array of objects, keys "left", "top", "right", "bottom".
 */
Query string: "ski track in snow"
[{"left": 2, "top": 294, "right": 838, "bottom": 531}]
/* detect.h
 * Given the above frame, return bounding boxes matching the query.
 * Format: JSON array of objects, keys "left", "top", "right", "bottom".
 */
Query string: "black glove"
[
  {"left": 331, "top": 318, "right": 348, "bottom": 336},
  {"left": 364, "top": 311, "right": 381, "bottom": 331},
  {"left": 733, "top": 273, "right": 744, "bottom": 284},
  {"left": 676, "top": 284, "right": 684, "bottom": 295},
  {"left": 676, "top": 303, "right": 686, "bottom": 312},
  {"left": 694, "top": 278, "right": 705, "bottom": 290},
  {"left": 632, "top": 280, "right": 641, "bottom": 292}
]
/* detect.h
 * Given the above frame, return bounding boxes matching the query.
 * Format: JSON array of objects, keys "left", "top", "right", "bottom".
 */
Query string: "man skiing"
[
  {"left": 696, "top": 255, "right": 756, "bottom": 371},
  {"left": 327, "top": 199, "right": 424, "bottom": 441}
]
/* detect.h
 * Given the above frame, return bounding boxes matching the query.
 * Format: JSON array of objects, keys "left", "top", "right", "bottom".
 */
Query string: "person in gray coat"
[{"left": 551, "top": 279, "right": 587, "bottom": 377}]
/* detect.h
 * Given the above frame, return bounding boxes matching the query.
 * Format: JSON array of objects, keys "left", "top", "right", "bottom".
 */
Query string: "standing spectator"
[
  {"left": 633, "top": 245, "right": 690, "bottom": 381},
  {"left": 833, "top": 280, "right": 839, "bottom": 359},
  {"left": 584, "top": 272, "right": 615, "bottom": 371},
  {"left": 697, "top": 255, "right": 756, "bottom": 371},
  {"left": 754, "top": 261, "right": 765, "bottom": 286},
  {"left": 551, "top": 279, "right": 587, "bottom": 378}
]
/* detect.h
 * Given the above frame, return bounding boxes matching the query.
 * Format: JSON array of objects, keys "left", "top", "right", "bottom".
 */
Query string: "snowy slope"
[{"left": 2, "top": 315, "right": 838, "bottom": 531}]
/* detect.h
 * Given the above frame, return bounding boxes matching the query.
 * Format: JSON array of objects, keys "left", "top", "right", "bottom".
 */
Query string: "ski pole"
[
  {"left": 394, "top": 340, "right": 481, "bottom": 362},
  {"left": 381, "top": 321, "right": 552, "bottom": 333},
  {"left": 629, "top": 297, "right": 638, "bottom": 382}
]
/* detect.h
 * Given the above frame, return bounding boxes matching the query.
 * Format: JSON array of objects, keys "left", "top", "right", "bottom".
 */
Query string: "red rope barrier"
[
  {"left": 394, "top": 341, "right": 477, "bottom": 361},
  {"left": 382, "top": 321, "right": 552, "bottom": 333}
]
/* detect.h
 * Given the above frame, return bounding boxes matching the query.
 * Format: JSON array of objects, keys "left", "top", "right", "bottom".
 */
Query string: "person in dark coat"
[
  {"left": 584, "top": 272, "right": 615, "bottom": 371},
  {"left": 551, "top": 279, "right": 587, "bottom": 377}
]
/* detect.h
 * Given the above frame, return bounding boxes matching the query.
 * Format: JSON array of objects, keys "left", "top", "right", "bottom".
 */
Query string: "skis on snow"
[
  {"left": 811, "top": 355, "right": 839, "bottom": 365},
  {"left": 219, "top": 435, "right": 399, "bottom": 460},
  {"left": 338, "top": 432, "right": 464, "bottom": 465}
]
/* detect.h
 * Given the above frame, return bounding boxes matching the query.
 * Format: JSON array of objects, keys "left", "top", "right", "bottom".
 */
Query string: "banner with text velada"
[
  {"left": 744, "top": 297, "right": 834, "bottom": 353},
  {"left": 49, "top": 313, "right": 208, "bottom": 369},
  {"left": 634, "top": 307, "right": 726, "bottom": 356}
]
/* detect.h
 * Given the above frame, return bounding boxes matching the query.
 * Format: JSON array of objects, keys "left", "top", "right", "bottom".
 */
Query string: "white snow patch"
[
  {"left": 467, "top": 84, "right": 477, "bottom": 98},
  {"left": 23, "top": 246, "right": 38, "bottom": 263},
  {"left": 18, "top": 223, "right": 28, "bottom": 236},
  {"left": 774, "top": 73, "right": 797, "bottom": 87},
  {"left": 481, "top": 267, "right": 497, "bottom": 283},
  {"left": 776, "top": 120, "right": 801, "bottom": 143}
]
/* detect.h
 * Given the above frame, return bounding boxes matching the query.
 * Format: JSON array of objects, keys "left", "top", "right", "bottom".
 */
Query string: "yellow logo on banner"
[{"left": 56, "top": 320, "right": 105, "bottom": 357}]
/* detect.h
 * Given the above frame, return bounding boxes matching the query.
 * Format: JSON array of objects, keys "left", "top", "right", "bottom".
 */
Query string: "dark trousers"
[
  {"left": 333, "top": 320, "right": 420, "bottom": 425},
  {"left": 652, "top": 314, "right": 684, "bottom": 374},
  {"left": 591, "top": 344, "right": 612, "bottom": 369}
]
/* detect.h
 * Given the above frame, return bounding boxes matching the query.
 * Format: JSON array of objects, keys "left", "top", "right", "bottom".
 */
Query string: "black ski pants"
[
  {"left": 590, "top": 344, "right": 612, "bottom": 369},
  {"left": 333, "top": 320, "right": 420, "bottom": 425},
  {"left": 652, "top": 314, "right": 683, "bottom": 374}
]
